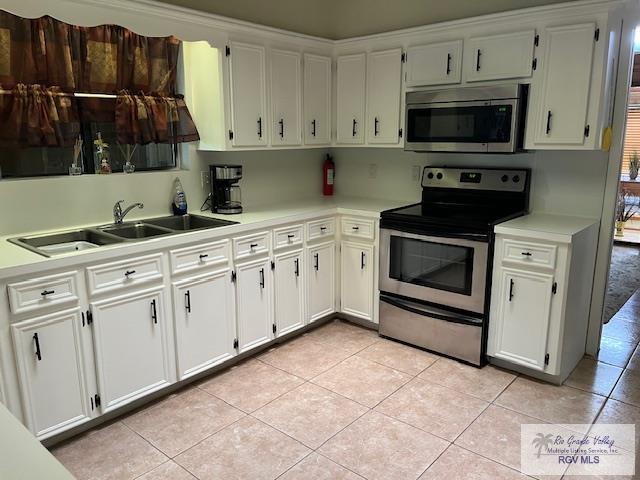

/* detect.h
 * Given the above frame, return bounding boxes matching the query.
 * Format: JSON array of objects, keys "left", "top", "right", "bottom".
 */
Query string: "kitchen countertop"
[
  {"left": 0, "top": 196, "right": 406, "bottom": 279},
  {"left": 495, "top": 212, "right": 600, "bottom": 243},
  {"left": 0, "top": 402, "right": 74, "bottom": 480}
]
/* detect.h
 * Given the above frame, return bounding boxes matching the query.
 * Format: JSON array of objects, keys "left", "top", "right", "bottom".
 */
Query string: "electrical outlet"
[
  {"left": 368, "top": 163, "right": 378, "bottom": 179},
  {"left": 200, "top": 171, "right": 210, "bottom": 189},
  {"left": 411, "top": 165, "right": 421, "bottom": 182}
]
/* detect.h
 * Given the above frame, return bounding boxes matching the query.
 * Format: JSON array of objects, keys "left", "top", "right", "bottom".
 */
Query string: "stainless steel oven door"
[{"left": 380, "top": 229, "right": 488, "bottom": 314}]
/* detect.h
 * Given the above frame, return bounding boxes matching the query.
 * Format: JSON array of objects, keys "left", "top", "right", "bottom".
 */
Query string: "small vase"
[{"left": 615, "top": 220, "right": 626, "bottom": 236}]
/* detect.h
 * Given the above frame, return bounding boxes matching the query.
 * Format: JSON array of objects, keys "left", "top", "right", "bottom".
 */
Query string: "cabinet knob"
[
  {"left": 40, "top": 289, "right": 55, "bottom": 297},
  {"left": 521, "top": 252, "right": 533, "bottom": 257},
  {"left": 124, "top": 270, "right": 136, "bottom": 277},
  {"left": 199, "top": 254, "right": 209, "bottom": 261}
]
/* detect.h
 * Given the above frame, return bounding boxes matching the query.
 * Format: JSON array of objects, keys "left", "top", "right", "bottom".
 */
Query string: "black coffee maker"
[{"left": 210, "top": 165, "right": 243, "bottom": 214}]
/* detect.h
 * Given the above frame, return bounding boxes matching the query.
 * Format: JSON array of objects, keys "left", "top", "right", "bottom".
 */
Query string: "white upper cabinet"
[
  {"left": 303, "top": 53, "right": 332, "bottom": 145},
  {"left": 336, "top": 53, "right": 367, "bottom": 144},
  {"left": 228, "top": 41, "right": 268, "bottom": 147},
  {"left": 405, "top": 40, "right": 463, "bottom": 87},
  {"left": 465, "top": 30, "right": 536, "bottom": 82},
  {"left": 526, "top": 23, "right": 598, "bottom": 148},
  {"left": 270, "top": 49, "right": 302, "bottom": 146},
  {"left": 366, "top": 49, "right": 403, "bottom": 145}
]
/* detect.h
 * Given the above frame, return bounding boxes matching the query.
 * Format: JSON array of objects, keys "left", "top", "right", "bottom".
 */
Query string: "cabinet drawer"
[
  {"left": 341, "top": 217, "right": 375, "bottom": 240},
  {"left": 273, "top": 224, "right": 303, "bottom": 250},
  {"left": 8, "top": 271, "right": 80, "bottom": 315},
  {"left": 307, "top": 217, "right": 335, "bottom": 241},
  {"left": 502, "top": 239, "right": 557, "bottom": 269},
  {"left": 233, "top": 231, "right": 270, "bottom": 259},
  {"left": 170, "top": 240, "right": 230, "bottom": 275},
  {"left": 87, "top": 254, "right": 164, "bottom": 296}
]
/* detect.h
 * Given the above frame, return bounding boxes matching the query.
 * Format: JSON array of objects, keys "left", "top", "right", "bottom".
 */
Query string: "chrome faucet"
[{"left": 113, "top": 200, "right": 144, "bottom": 224}]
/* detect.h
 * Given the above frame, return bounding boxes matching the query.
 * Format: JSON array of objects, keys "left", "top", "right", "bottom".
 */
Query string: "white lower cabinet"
[
  {"left": 173, "top": 269, "right": 236, "bottom": 380},
  {"left": 11, "top": 308, "right": 94, "bottom": 439},
  {"left": 235, "top": 257, "right": 273, "bottom": 353},
  {"left": 274, "top": 249, "right": 305, "bottom": 336},
  {"left": 340, "top": 241, "right": 375, "bottom": 321},
  {"left": 307, "top": 241, "right": 335, "bottom": 323},
  {"left": 90, "top": 287, "right": 172, "bottom": 413},
  {"left": 490, "top": 268, "right": 554, "bottom": 371}
]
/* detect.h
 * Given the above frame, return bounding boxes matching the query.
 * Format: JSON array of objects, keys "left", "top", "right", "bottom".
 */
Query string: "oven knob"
[
  {"left": 512, "top": 175, "right": 520, "bottom": 183},
  {"left": 436, "top": 172, "right": 443, "bottom": 180},
  {"left": 501, "top": 175, "right": 508, "bottom": 182},
  {"left": 427, "top": 172, "right": 434, "bottom": 179}
]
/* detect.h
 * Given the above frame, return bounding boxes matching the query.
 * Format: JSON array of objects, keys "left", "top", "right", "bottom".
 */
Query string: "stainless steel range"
[{"left": 379, "top": 167, "right": 530, "bottom": 366}]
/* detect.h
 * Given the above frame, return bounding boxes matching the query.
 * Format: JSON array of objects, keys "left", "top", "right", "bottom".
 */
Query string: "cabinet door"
[
  {"left": 236, "top": 257, "right": 273, "bottom": 353},
  {"left": 366, "top": 49, "right": 403, "bottom": 145},
  {"left": 12, "top": 309, "right": 93, "bottom": 439},
  {"left": 528, "top": 23, "right": 597, "bottom": 147},
  {"left": 174, "top": 270, "right": 236, "bottom": 380},
  {"left": 341, "top": 241, "right": 374, "bottom": 321},
  {"left": 491, "top": 268, "right": 554, "bottom": 371},
  {"left": 270, "top": 49, "right": 302, "bottom": 146},
  {"left": 466, "top": 30, "right": 535, "bottom": 82},
  {"left": 406, "top": 40, "right": 463, "bottom": 87},
  {"left": 336, "top": 53, "right": 366, "bottom": 144},
  {"left": 228, "top": 41, "right": 267, "bottom": 147},
  {"left": 91, "top": 288, "right": 172, "bottom": 413},
  {"left": 303, "top": 53, "right": 331, "bottom": 145},
  {"left": 307, "top": 241, "right": 335, "bottom": 323},
  {"left": 274, "top": 249, "right": 305, "bottom": 336}
]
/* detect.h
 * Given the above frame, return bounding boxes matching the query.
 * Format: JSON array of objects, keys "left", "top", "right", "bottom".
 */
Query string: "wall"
[{"left": 332, "top": 148, "right": 610, "bottom": 218}]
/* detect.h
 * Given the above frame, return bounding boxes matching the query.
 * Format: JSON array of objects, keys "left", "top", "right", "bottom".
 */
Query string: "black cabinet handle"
[
  {"left": 374, "top": 117, "right": 380, "bottom": 136},
  {"left": 509, "top": 279, "right": 515, "bottom": 302},
  {"left": 185, "top": 290, "right": 191, "bottom": 313},
  {"left": 476, "top": 49, "right": 481, "bottom": 71},
  {"left": 199, "top": 254, "right": 209, "bottom": 261},
  {"left": 521, "top": 252, "right": 533, "bottom": 257},
  {"left": 546, "top": 110, "right": 552, "bottom": 134},
  {"left": 250, "top": 243, "right": 258, "bottom": 249},
  {"left": 33, "top": 333, "right": 42, "bottom": 361},
  {"left": 294, "top": 258, "right": 299, "bottom": 277},
  {"left": 151, "top": 299, "right": 158, "bottom": 324},
  {"left": 257, "top": 117, "right": 263, "bottom": 138},
  {"left": 40, "top": 289, "right": 55, "bottom": 297},
  {"left": 311, "top": 119, "right": 316, "bottom": 137},
  {"left": 314, "top": 253, "right": 319, "bottom": 271},
  {"left": 279, "top": 118, "right": 284, "bottom": 139},
  {"left": 352, "top": 118, "right": 357, "bottom": 137},
  {"left": 361, "top": 252, "right": 366, "bottom": 270},
  {"left": 259, "top": 268, "right": 265, "bottom": 289},
  {"left": 124, "top": 270, "right": 136, "bottom": 277},
  {"left": 446, "top": 53, "right": 452, "bottom": 75},
  {"left": 320, "top": 226, "right": 327, "bottom": 231},
  {"left": 287, "top": 234, "right": 295, "bottom": 239},
  {"left": 352, "top": 226, "right": 359, "bottom": 231}
]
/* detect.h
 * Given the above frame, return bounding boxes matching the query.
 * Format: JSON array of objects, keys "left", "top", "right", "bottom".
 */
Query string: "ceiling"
[{"left": 157, "top": 0, "right": 576, "bottom": 39}]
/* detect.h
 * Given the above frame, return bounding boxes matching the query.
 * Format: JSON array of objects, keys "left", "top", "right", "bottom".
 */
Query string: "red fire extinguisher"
[{"left": 323, "top": 154, "right": 335, "bottom": 196}]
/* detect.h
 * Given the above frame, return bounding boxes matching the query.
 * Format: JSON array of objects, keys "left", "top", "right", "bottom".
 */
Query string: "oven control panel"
[{"left": 422, "top": 167, "right": 528, "bottom": 192}]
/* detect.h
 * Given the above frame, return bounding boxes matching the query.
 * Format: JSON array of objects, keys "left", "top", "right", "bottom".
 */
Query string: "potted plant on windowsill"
[
  {"left": 630, "top": 151, "right": 640, "bottom": 181},
  {"left": 616, "top": 190, "right": 639, "bottom": 236}
]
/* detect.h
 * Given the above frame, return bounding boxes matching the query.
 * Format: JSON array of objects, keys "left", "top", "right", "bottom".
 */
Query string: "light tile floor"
[{"left": 51, "top": 316, "right": 640, "bottom": 480}]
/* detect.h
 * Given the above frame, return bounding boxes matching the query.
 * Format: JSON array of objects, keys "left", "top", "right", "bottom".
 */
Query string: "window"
[{"left": 0, "top": 12, "right": 198, "bottom": 179}]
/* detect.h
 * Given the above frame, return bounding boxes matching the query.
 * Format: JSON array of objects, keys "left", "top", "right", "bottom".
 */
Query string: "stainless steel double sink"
[{"left": 9, "top": 214, "right": 238, "bottom": 257}]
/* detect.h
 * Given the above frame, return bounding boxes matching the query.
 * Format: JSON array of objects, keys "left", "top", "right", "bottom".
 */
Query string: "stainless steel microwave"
[{"left": 404, "top": 84, "right": 527, "bottom": 153}]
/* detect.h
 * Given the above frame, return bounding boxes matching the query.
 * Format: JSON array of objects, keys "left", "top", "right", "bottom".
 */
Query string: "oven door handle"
[{"left": 380, "top": 294, "right": 483, "bottom": 327}]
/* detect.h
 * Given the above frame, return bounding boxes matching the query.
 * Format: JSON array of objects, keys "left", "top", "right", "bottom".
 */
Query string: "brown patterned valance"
[{"left": 0, "top": 10, "right": 198, "bottom": 146}]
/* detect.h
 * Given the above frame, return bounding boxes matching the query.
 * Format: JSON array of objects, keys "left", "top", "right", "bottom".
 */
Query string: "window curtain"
[{"left": 0, "top": 10, "right": 199, "bottom": 147}]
